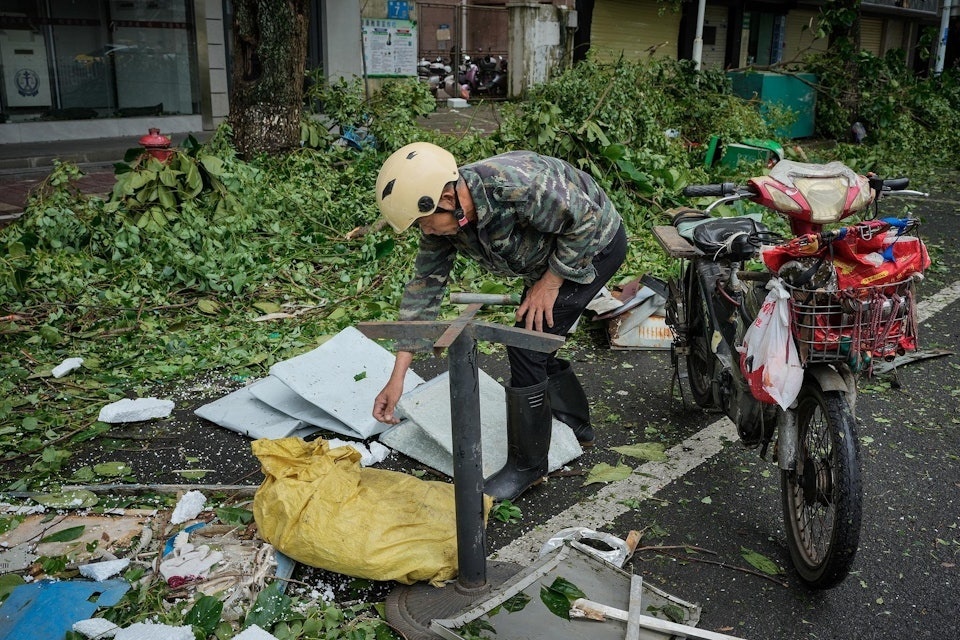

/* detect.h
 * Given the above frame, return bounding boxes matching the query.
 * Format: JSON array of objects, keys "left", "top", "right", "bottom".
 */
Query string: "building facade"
[{"left": 0, "top": 0, "right": 953, "bottom": 146}]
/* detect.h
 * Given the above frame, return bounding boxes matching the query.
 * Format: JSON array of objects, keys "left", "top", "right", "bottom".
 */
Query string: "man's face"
[{"left": 416, "top": 183, "right": 459, "bottom": 236}]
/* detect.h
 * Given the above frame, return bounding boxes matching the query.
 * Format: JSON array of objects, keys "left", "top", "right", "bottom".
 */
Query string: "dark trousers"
[{"left": 508, "top": 223, "right": 628, "bottom": 387}]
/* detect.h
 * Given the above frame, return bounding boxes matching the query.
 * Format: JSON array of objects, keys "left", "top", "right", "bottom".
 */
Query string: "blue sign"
[{"left": 387, "top": 1, "right": 409, "bottom": 20}]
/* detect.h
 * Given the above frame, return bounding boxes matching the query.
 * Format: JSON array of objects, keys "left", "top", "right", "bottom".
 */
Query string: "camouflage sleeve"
[
  {"left": 396, "top": 233, "right": 457, "bottom": 351},
  {"left": 520, "top": 174, "right": 611, "bottom": 284}
]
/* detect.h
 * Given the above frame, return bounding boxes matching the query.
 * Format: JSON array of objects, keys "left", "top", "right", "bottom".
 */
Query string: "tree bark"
[{"left": 228, "top": 0, "right": 309, "bottom": 159}]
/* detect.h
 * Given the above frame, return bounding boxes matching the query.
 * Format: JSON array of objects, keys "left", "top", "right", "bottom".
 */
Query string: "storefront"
[{"left": 1, "top": 1, "right": 201, "bottom": 122}]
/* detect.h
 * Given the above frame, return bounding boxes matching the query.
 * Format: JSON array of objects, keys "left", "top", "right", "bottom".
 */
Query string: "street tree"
[
  {"left": 819, "top": 0, "right": 862, "bottom": 125},
  {"left": 228, "top": 0, "right": 309, "bottom": 159}
]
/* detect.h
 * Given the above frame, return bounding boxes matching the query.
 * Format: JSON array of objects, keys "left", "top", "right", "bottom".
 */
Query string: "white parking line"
[{"left": 492, "top": 278, "right": 960, "bottom": 566}]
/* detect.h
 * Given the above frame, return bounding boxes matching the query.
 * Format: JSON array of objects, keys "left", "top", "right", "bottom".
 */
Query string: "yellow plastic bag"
[{"left": 252, "top": 437, "right": 491, "bottom": 586}]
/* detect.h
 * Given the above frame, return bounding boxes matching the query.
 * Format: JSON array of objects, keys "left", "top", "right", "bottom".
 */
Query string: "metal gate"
[{"left": 417, "top": 3, "right": 508, "bottom": 74}]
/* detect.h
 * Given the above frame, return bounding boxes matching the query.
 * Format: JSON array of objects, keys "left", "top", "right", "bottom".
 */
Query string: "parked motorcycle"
[
  {"left": 417, "top": 57, "right": 448, "bottom": 98},
  {"left": 651, "top": 160, "right": 930, "bottom": 588},
  {"left": 475, "top": 55, "right": 508, "bottom": 98}
]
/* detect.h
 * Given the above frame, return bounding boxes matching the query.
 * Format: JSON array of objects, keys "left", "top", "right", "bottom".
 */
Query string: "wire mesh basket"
[{"left": 785, "top": 276, "right": 919, "bottom": 366}]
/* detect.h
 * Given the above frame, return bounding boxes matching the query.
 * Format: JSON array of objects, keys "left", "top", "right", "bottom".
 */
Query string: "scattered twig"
[{"left": 657, "top": 550, "right": 789, "bottom": 587}]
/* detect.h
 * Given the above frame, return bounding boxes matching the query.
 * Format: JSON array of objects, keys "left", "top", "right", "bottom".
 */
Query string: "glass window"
[{"left": 0, "top": 0, "right": 199, "bottom": 122}]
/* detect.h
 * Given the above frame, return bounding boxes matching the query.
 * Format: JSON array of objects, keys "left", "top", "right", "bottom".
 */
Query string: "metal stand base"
[{"left": 384, "top": 562, "right": 522, "bottom": 640}]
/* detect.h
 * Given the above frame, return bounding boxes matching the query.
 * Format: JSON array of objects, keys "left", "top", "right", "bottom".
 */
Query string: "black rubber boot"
[
  {"left": 483, "top": 380, "right": 552, "bottom": 501},
  {"left": 548, "top": 360, "right": 595, "bottom": 446}
]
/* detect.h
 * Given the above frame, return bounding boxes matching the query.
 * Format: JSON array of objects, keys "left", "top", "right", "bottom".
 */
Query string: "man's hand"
[
  {"left": 372, "top": 350, "right": 414, "bottom": 425},
  {"left": 373, "top": 381, "right": 404, "bottom": 424},
  {"left": 517, "top": 270, "right": 564, "bottom": 332}
]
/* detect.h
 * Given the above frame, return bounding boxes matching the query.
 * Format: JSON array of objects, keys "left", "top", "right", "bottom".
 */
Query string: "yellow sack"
[{"left": 252, "top": 437, "right": 491, "bottom": 587}]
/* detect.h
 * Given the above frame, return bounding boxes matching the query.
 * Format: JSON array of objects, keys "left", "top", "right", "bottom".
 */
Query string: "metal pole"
[
  {"left": 448, "top": 328, "right": 487, "bottom": 589},
  {"left": 692, "top": 0, "right": 707, "bottom": 70},
  {"left": 936, "top": 0, "right": 953, "bottom": 75}
]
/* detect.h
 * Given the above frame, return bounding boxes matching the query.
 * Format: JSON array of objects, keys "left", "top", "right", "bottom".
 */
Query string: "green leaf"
[
  {"left": 6, "top": 241, "right": 26, "bottom": 258},
  {"left": 354, "top": 371, "right": 367, "bottom": 381},
  {"left": 197, "top": 299, "right": 220, "bottom": 315},
  {"left": 740, "top": 547, "right": 783, "bottom": 575},
  {"left": 200, "top": 154, "right": 225, "bottom": 176},
  {"left": 539, "top": 577, "right": 586, "bottom": 620},
  {"left": 157, "top": 184, "right": 177, "bottom": 209},
  {"left": 32, "top": 490, "right": 99, "bottom": 509},
  {"left": 243, "top": 581, "right": 291, "bottom": 630},
  {"left": 215, "top": 506, "right": 254, "bottom": 526},
  {"left": 173, "top": 469, "right": 208, "bottom": 480},
  {"left": 185, "top": 594, "right": 223, "bottom": 634},
  {"left": 583, "top": 462, "right": 632, "bottom": 485},
  {"left": 93, "top": 461, "right": 133, "bottom": 477},
  {"left": 0, "top": 574, "right": 26, "bottom": 601},
  {"left": 502, "top": 592, "right": 531, "bottom": 613},
  {"left": 253, "top": 301, "right": 282, "bottom": 314},
  {"left": 38, "top": 325, "right": 60, "bottom": 345},
  {"left": 40, "top": 525, "right": 86, "bottom": 543},
  {"left": 539, "top": 584, "right": 572, "bottom": 620},
  {"left": 610, "top": 442, "right": 667, "bottom": 462}
]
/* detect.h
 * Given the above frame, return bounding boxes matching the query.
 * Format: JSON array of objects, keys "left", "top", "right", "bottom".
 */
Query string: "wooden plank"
[{"left": 652, "top": 225, "right": 700, "bottom": 259}]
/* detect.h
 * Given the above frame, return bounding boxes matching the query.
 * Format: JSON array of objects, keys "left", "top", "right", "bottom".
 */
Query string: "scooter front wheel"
[{"left": 780, "top": 381, "right": 862, "bottom": 589}]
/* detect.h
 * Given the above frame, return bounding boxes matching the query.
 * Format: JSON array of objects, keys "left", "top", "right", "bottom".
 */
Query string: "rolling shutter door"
[
  {"left": 861, "top": 17, "right": 883, "bottom": 55},
  {"left": 783, "top": 9, "right": 828, "bottom": 62},
  {"left": 591, "top": 0, "right": 682, "bottom": 62}
]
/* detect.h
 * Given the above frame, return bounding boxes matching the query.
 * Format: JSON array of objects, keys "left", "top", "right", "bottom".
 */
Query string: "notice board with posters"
[{"left": 362, "top": 18, "right": 417, "bottom": 78}]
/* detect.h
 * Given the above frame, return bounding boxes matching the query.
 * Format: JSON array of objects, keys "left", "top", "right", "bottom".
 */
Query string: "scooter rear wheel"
[
  {"left": 780, "top": 381, "right": 862, "bottom": 589},
  {"left": 684, "top": 265, "right": 714, "bottom": 407}
]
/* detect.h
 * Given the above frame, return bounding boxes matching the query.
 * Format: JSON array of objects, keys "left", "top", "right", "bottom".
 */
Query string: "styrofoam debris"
[
  {"left": 159, "top": 541, "right": 224, "bottom": 582},
  {"left": 170, "top": 490, "right": 206, "bottom": 524},
  {"left": 233, "top": 624, "right": 281, "bottom": 640},
  {"left": 113, "top": 622, "right": 194, "bottom": 640},
  {"left": 79, "top": 558, "right": 130, "bottom": 582},
  {"left": 326, "top": 438, "right": 392, "bottom": 467},
  {"left": 98, "top": 397, "right": 175, "bottom": 423},
  {"left": 367, "top": 440, "right": 392, "bottom": 465},
  {"left": 72, "top": 617, "right": 121, "bottom": 638},
  {"left": 52, "top": 357, "right": 84, "bottom": 378}
]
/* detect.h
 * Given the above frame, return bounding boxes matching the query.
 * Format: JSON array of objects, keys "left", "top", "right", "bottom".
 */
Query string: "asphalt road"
[{"left": 63, "top": 174, "right": 960, "bottom": 638}]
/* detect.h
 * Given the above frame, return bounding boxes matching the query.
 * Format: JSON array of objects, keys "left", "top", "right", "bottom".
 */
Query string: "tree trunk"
[{"left": 228, "top": 0, "right": 309, "bottom": 159}]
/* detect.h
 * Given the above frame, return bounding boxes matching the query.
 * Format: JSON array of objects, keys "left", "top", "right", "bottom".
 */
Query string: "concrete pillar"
[
  {"left": 507, "top": 3, "right": 575, "bottom": 98},
  {"left": 322, "top": 0, "right": 363, "bottom": 82}
]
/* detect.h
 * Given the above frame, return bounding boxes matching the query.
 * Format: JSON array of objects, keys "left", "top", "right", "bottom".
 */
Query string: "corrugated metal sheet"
[
  {"left": 591, "top": 0, "right": 681, "bottom": 62},
  {"left": 783, "top": 9, "right": 828, "bottom": 62},
  {"left": 861, "top": 17, "right": 883, "bottom": 55}
]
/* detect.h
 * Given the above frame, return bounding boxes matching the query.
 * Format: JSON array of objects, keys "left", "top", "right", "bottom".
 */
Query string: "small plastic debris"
[
  {"left": 98, "top": 398, "right": 175, "bottom": 423},
  {"left": 539, "top": 527, "right": 636, "bottom": 568},
  {"left": 233, "top": 624, "right": 281, "bottom": 640},
  {"left": 51, "top": 357, "right": 84, "bottom": 378},
  {"left": 113, "top": 622, "right": 195, "bottom": 640},
  {"left": 79, "top": 558, "right": 130, "bottom": 582},
  {"left": 170, "top": 490, "right": 206, "bottom": 524},
  {"left": 72, "top": 617, "right": 121, "bottom": 638}
]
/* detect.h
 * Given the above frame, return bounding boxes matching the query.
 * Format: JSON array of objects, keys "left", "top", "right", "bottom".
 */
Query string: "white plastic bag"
[{"left": 738, "top": 278, "right": 803, "bottom": 410}]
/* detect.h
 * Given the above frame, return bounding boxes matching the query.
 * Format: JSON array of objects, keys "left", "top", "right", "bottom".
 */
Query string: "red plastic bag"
[
  {"left": 832, "top": 233, "right": 929, "bottom": 290},
  {"left": 738, "top": 279, "right": 803, "bottom": 409}
]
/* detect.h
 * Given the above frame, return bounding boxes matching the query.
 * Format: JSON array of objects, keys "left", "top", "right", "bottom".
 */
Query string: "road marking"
[
  {"left": 492, "top": 278, "right": 960, "bottom": 566},
  {"left": 492, "top": 417, "right": 737, "bottom": 565},
  {"left": 918, "top": 279, "right": 960, "bottom": 323}
]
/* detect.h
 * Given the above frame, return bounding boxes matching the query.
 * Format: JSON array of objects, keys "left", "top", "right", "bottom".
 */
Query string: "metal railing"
[{"left": 863, "top": 0, "right": 939, "bottom": 15}]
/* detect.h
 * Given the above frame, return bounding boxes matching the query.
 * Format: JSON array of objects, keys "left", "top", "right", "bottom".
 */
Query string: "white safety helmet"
[{"left": 375, "top": 142, "right": 459, "bottom": 232}]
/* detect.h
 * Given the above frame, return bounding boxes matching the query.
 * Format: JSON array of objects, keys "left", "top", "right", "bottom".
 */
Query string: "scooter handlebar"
[{"left": 682, "top": 183, "right": 738, "bottom": 198}]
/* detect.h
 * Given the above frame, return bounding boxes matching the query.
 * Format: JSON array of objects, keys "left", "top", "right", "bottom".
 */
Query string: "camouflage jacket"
[{"left": 397, "top": 151, "right": 623, "bottom": 345}]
